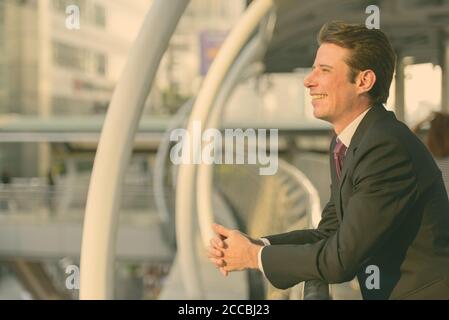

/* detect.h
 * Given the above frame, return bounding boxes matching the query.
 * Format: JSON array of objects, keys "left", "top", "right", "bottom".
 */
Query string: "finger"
[
  {"left": 208, "top": 257, "right": 225, "bottom": 267},
  {"left": 219, "top": 267, "right": 229, "bottom": 277},
  {"left": 213, "top": 247, "right": 223, "bottom": 257},
  {"left": 212, "top": 223, "right": 230, "bottom": 238},
  {"left": 211, "top": 237, "right": 225, "bottom": 249},
  {"left": 206, "top": 247, "right": 223, "bottom": 258},
  {"left": 222, "top": 265, "right": 234, "bottom": 273}
]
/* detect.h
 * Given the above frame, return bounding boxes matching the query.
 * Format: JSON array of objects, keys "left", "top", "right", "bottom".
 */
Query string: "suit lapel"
[
  {"left": 329, "top": 136, "right": 342, "bottom": 219},
  {"left": 338, "top": 144, "right": 356, "bottom": 190},
  {"left": 334, "top": 103, "right": 390, "bottom": 220}
]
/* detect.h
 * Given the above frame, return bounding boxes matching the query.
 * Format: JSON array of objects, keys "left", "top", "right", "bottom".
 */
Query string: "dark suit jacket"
[{"left": 262, "top": 104, "right": 449, "bottom": 299}]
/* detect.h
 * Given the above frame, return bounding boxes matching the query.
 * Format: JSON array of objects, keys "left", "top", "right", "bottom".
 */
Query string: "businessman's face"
[{"left": 304, "top": 43, "right": 358, "bottom": 124}]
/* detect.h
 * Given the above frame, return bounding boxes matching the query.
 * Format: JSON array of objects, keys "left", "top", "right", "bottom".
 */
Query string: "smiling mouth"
[{"left": 311, "top": 94, "right": 328, "bottom": 100}]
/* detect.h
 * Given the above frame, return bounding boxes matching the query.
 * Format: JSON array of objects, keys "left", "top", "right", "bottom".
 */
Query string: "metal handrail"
[
  {"left": 278, "top": 159, "right": 330, "bottom": 300},
  {"left": 153, "top": 99, "right": 194, "bottom": 248}
]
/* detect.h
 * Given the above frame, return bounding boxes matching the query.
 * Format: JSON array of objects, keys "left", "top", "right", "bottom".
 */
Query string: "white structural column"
[
  {"left": 395, "top": 55, "right": 406, "bottom": 122},
  {"left": 79, "top": 0, "right": 189, "bottom": 299},
  {"left": 175, "top": 0, "right": 274, "bottom": 299},
  {"left": 442, "top": 37, "right": 449, "bottom": 113},
  {"left": 37, "top": 0, "right": 51, "bottom": 177}
]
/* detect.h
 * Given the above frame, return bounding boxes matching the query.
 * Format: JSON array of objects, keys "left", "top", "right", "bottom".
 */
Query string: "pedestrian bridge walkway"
[{"left": 0, "top": 209, "right": 173, "bottom": 262}]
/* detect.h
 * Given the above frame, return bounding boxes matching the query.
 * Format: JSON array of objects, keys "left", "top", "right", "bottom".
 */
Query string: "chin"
[
  {"left": 313, "top": 111, "right": 332, "bottom": 123},
  {"left": 312, "top": 102, "right": 332, "bottom": 120},
  {"left": 313, "top": 107, "right": 327, "bottom": 120}
]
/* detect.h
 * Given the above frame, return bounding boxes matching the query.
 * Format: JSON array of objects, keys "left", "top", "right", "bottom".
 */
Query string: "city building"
[{"left": 0, "top": 0, "right": 151, "bottom": 176}]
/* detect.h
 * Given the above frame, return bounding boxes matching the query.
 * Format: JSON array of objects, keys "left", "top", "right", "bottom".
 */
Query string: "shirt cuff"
[
  {"left": 260, "top": 237, "right": 271, "bottom": 246},
  {"left": 258, "top": 238, "right": 270, "bottom": 276}
]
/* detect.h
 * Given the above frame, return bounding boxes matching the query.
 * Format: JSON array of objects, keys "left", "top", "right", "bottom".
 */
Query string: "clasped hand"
[{"left": 207, "top": 223, "right": 262, "bottom": 276}]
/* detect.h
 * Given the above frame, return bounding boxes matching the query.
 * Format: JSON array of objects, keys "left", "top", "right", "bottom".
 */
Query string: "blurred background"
[{"left": 0, "top": 0, "right": 447, "bottom": 299}]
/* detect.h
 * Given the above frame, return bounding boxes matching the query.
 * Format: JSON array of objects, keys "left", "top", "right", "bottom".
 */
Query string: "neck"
[{"left": 333, "top": 104, "right": 371, "bottom": 135}]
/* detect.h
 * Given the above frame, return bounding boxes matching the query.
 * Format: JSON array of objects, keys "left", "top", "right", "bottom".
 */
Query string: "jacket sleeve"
[
  {"left": 264, "top": 138, "right": 339, "bottom": 246},
  {"left": 262, "top": 133, "right": 418, "bottom": 289},
  {"left": 264, "top": 189, "right": 339, "bottom": 245}
]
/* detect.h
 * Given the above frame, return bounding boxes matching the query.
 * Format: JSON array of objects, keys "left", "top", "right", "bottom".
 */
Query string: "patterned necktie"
[{"left": 333, "top": 138, "right": 347, "bottom": 180}]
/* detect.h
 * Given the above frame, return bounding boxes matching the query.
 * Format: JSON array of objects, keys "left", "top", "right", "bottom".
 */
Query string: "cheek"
[{"left": 335, "top": 81, "right": 355, "bottom": 100}]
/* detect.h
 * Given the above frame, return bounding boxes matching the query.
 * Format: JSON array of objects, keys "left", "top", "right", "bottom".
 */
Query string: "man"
[{"left": 207, "top": 21, "right": 449, "bottom": 300}]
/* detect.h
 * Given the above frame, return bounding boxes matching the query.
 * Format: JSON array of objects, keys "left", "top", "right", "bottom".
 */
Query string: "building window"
[
  {"left": 53, "top": 41, "right": 85, "bottom": 71},
  {"left": 0, "top": 30, "right": 3, "bottom": 52},
  {"left": 0, "top": 0, "right": 5, "bottom": 50},
  {"left": 53, "top": 41, "right": 107, "bottom": 76},
  {"left": 95, "top": 53, "right": 106, "bottom": 76},
  {"left": 0, "top": 1, "right": 4, "bottom": 25},
  {"left": 94, "top": 4, "right": 106, "bottom": 28},
  {"left": 0, "top": 63, "right": 5, "bottom": 92}
]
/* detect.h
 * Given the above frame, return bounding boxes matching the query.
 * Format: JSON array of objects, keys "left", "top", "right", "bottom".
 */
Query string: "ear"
[{"left": 356, "top": 69, "right": 376, "bottom": 95}]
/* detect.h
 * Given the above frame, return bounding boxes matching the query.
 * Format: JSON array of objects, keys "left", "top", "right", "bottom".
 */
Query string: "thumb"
[{"left": 212, "top": 223, "right": 230, "bottom": 238}]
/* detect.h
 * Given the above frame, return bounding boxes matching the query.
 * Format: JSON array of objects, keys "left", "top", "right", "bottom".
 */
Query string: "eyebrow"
[{"left": 311, "top": 64, "right": 334, "bottom": 69}]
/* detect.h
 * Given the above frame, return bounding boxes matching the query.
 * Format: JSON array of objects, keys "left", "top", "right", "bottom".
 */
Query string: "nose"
[{"left": 303, "top": 69, "right": 316, "bottom": 88}]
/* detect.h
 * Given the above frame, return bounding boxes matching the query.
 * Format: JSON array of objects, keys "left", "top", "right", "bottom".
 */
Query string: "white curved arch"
[
  {"left": 175, "top": 0, "right": 275, "bottom": 299},
  {"left": 79, "top": 0, "right": 189, "bottom": 299},
  {"left": 196, "top": 38, "right": 264, "bottom": 249},
  {"left": 196, "top": 11, "right": 276, "bottom": 249}
]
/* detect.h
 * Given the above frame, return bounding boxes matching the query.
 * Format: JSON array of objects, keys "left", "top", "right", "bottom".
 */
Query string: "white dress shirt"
[
  {"left": 337, "top": 108, "right": 370, "bottom": 148},
  {"left": 257, "top": 107, "right": 371, "bottom": 275}
]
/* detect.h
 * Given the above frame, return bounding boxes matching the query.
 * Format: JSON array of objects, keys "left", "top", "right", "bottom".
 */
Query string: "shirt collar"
[{"left": 337, "top": 108, "right": 371, "bottom": 148}]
